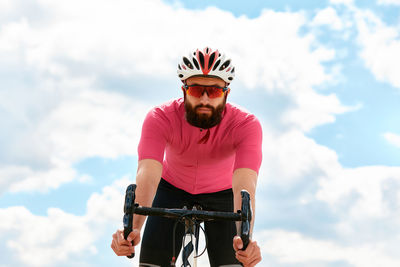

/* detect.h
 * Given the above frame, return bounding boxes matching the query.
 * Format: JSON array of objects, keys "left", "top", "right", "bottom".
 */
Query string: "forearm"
[
  {"left": 232, "top": 168, "right": 258, "bottom": 235},
  {"left": 132, "top": 159, "right": 162, "bottom": 231}
]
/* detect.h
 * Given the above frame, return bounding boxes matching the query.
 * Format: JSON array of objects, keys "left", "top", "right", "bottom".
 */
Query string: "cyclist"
[{"left": 111, "top": 47, "right": 262, "bottom": 266}]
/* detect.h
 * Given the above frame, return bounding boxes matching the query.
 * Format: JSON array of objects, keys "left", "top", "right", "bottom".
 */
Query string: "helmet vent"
[
  {"left": 183, "top": 57, "right": 193, "bottom": 69},
  {"left": 208, "top": 52, "right": 216, "bottom": 70},
  {"left": 219, "top": 60, "right": 230, "bottom": 71},
  {"left": 178, "top": 64, "right": 181, "bottom": 70},
  {"left": 193, "top": 58, "right": 200, "bottom": 70},
  {"left": 198, "top": 52, "right": 205, "bottom": 69},
  {"left": 213, "top": 59, "right": 221, "bottom": 71}
]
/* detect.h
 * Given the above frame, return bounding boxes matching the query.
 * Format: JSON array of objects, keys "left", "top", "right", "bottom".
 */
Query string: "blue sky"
[{"left": 1, "top": 0, "right": 400, "bottom": 266}]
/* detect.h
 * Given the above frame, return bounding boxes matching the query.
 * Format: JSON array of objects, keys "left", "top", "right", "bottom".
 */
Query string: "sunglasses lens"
[
  {"left": 186, "top": 86, "right": 224, "bottom": 98},
  {"left": 187, "top": 86, "right": 203, "bottom": 98},
  {"left": 207, "top": 87, "right": 224, "bottom": 98}
]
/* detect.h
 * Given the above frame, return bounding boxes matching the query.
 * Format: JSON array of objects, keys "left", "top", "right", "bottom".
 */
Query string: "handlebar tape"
[{"left": 240, "top": 190, "right": 252, "bottom": 250}]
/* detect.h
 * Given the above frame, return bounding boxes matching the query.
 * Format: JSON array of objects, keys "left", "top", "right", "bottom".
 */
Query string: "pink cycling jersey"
[{"left": 138, "top": 98, "right": 262, "bottom": 194}]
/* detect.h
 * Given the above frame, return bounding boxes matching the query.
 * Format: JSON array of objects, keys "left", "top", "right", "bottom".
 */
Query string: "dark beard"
[{"left": 184, "top": 97, "right": 226, "bottom": 129}]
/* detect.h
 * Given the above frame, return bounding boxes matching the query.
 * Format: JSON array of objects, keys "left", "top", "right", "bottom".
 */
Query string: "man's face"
[{"left": 183, "top": 76, "right": 229, "bottom": 129}]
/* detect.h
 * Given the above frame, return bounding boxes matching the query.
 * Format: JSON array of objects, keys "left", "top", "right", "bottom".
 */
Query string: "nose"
[{"left": 199, "top": 90, "right": 210, "bottom": 104}]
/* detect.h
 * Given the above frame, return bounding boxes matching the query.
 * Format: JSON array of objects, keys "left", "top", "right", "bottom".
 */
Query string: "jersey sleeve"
[
  {"left": 137, "top": 108, "right": 169, "bottom": 163},
  {"left": 233, "top": 115, "right": 263, "bottom": 174}
]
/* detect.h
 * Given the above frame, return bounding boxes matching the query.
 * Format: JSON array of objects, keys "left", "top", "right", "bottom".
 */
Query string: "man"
[{"left": 111, "top": 47, "right": 262, "bottom": 266}]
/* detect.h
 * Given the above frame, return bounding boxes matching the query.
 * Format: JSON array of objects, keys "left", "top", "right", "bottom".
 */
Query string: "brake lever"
[{"left": 123, "top": 184, "right": 137, "bottom": 258}]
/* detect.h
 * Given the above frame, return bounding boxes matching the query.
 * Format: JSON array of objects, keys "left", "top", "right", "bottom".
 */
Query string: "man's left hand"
[{"left": 233, "top": 236, "right": 262, "bottom": 267}]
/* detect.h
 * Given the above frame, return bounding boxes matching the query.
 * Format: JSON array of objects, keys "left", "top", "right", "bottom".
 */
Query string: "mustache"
[{"left": 195, "top": 104, "right": 214, "bottom": 110}]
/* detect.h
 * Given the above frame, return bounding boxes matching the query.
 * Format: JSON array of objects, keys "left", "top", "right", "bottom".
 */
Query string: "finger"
[
  {"left": 116, "top": 229, "right": 124, "bottom": 242},
  {"left": 118, "top": 239, "right": 130, "bottom": 246},
  {"left": 248, "top": 255, "right": 262, "bottom": 267},
  {"left": 241, "top": 254, "right": 260, "bottom": 267},
  {"left": 237, "top": 245, "right": 261, "bottom": 267},
  {"left": 111, "top": 241, "right": 123, "bottom": 255},
  {"left": 114, "top": 240, "right": 132, "bottom": 254},
  {"left": 233, "top": 236, "right": 243, "bottom": 251},
  {"left": 111, "top": 239, "right": 127, "bottom": 255},
  {"left": 127, "top": 229, "right": 136, "bottom": 241},
  {"left": 113, "top": 239, "right": 129, "bottom": 250},
  {"left": 235, "top": 243, "right": 258, "bottom": 265},
  {"left": 127, "top": 229, "right": 140, "bottom": 244},
  {"left": 236, "top": 253, "right": 249, "bottom": 262},
  {"left": 111, "top": 232, "right": 136, "bottom": 257},
  {"left": 119, "top": 245, "right": 134, "bottom": 255},
  {"left": 236, "top": 241, "right": 254, "bottom": 256},
  {"left": 116, "top": 231, "right": 131, "bottom": 245},
  {"left": 114, "top": 245, "right": 134, "bottom": 256},
  {"left": 235, "top": 253, "right": 248, "bottom": 263},
  {"left": 115, "top": 249, "right": 130, "bottom": 256}
]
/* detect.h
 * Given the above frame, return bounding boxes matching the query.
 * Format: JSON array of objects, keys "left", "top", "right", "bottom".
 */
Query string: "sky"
[{"left": 1, "top": 0, "right": 400, "bottom": 266}]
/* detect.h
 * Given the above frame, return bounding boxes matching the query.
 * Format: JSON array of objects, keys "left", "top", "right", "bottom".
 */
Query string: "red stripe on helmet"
[{"left": 196, "top": 47, "right": 219, "bottom": 75}]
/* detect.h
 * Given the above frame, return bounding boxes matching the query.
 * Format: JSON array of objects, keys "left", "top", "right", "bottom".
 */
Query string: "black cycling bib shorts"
[{"left": 139, "top": 178, "right": 243, "bottom": 267}]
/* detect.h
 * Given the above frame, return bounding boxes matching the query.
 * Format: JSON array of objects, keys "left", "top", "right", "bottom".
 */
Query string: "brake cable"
[{"left": 170, "top": 213, "right": 208, "bottom": 266}]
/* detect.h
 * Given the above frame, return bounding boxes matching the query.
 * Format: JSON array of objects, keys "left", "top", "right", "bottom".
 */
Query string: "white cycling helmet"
[{"left": 177, "top": 47, "right": 235, "bottom": 84}]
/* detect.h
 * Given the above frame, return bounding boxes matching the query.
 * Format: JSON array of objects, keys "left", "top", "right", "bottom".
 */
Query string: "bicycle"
[{"left": 122, "top": 184, "right": 252, "bottom": 267}]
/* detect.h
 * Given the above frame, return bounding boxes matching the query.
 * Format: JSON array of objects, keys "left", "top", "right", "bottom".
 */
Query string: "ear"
[{"left": 224, "top": 88, "right": 230, "bottom": 102}]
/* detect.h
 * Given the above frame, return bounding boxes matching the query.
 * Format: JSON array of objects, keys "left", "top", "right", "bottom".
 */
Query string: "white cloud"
[
  {"left": 384, "top": 132, "right": 400, "bottom": 148},
  {"left": 258, "top": 128, "right": 340, "bottom": 187},
  {"left": 0, "top": 88, "right": 150, "bottom": 194},
  {"left": 227, "top": 10, "right": 335, "bottom": 94},
  {"left": 317, "top": 166, "right": 400, "bottom": 219},
  {"left": 0, "top": 0, "right": 183, "bottom": 79},
  {"left": 312, "top": 7, "right": 344, "bottom": 30},
  {"left": 0, "top": 206, "right": 97, "bottom": 266},
  {"left": 259, "top": 229, "right": 400, "bottom": 267},
  {"left": 282, "top": 91, "right": 359, "bottom": 132},
  {"left": 0, "top": 0, "right": 12, "bottom": 7},
  {"left": 40, "top": 89, "right": 149, "bottom": 163},
  {"left": 0, "top": 176, "right": 136, "bottom": 266},
  {"left": 378, "top": 0, "right": 400, "bottom": 5},
  {"left": 86, "top": 176, "right": 129, "bottom": 225},
  {"left": 355, "top": 9, "right": 400, "bottom": 88},
  {"left": 0, "top": 160, "right": 78, "bottom": 194}
]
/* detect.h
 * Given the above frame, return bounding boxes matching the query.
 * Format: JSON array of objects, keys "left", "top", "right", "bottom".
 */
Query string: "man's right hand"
[
  {"left": 233, "top": 236, "right": 262, "bottom": 267},
  {"left": 111, "top": 229, "right": 141, "bottom": 256}
]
